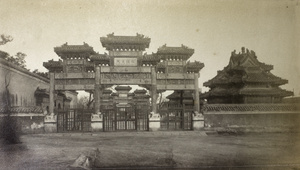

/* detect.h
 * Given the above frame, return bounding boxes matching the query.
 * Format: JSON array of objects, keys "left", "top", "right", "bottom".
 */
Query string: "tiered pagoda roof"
[
  {"left": 203, "top": 47, "right": 293, "bottom": 103},
  {"left": 100, "top": 33, "right": 150, "bottom": 51}
]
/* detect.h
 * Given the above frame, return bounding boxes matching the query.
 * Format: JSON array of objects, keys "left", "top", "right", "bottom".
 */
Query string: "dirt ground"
[{"left": 1, "top": 131, "right": 300, "bottom": 169}]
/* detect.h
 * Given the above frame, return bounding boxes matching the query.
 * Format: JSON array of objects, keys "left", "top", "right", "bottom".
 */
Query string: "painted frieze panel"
[
  {"left": 167, "top": 60, "right": 184, "bottom": 66},
  {"left": 66, "top": 59, "right": 84, "bottom": 65},
  {"left": 67, "top": 65, "right": 83, "bottom": 72},
  {"left": 100, "top": 73, "right": 151, "bottom": 84},
  {"left": 55, "top": 79, "right": 95, "bottom": 85}
]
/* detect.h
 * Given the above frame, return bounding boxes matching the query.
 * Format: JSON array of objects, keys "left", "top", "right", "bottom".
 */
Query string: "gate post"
[
  {"left": 194, "top": 73, "right": 200, "bottom": 113},
  {"left": 151, "top": 67, "right": 157, "bottom": 114},
  {"left": 49, "top": 72, "right": 55, "bottom": 115},
  {"left": 44, "top": 72, "right": 57, "bottom": 133},
  {"left": 91, "top": 66, "right": 103, "bottom": 132},
  {"left": 94, "top": 66, "right": 101, "bottom": 114}
]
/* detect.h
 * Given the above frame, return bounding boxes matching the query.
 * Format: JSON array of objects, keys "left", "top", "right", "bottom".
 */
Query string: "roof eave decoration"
[
  {"left": 157, "top": 44, "right": 194, "bottom": 57},
  {"left": 100, "top": 33, "right": 151, "bottom": 48},
  {"left": 186, "top": 61, "right": 205, "bottom": 72},
  {"left": 90, "top": 54, "right": 110, "bottom": 61},
  {"left": 54, "top": 42, "right": 96, "bottom": 57},
  {"left": 43, "top": 59, "right": 63, "bottom": 71}
]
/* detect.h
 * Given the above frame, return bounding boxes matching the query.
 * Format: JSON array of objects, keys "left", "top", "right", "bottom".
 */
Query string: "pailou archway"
[{"left": 43, "top": 33, "right": 204, "bottom": 132}]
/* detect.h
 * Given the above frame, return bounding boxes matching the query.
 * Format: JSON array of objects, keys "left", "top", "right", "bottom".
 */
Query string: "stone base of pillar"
[
  {"left": 149, "top": 112, "right": 160, "bottom": 131},
  {"left": 91, "top": 114, "right": 103, "bottom": 132},
  {"left": 44, "top": 114, "right": 57, "bottom": 133},
  {"left": 192, "top": 111, "right": 204, "bottom": 130}
]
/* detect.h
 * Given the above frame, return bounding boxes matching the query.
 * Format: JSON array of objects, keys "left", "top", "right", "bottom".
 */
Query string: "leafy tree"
[
  {"left": 0, "top": 34, "right": 13, "bottom": 45},
  {"left": 32, "top": 69, "right": 49, "bottom": 78},
  {"left": 14, "top": 52, "right": 27, "bottom": 68}
]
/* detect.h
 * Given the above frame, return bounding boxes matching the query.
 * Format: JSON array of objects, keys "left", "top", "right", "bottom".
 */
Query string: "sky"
[{"left": 1, "top": 0, "right": 299, "bottom": 95}]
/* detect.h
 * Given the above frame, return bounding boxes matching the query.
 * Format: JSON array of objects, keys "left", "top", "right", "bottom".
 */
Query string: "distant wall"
[
  {"left": 203, "top": 104, "right": 300, "bottom": 133},
  {"left": 0, "top": 58, "right": 49, "bottom": 107}
]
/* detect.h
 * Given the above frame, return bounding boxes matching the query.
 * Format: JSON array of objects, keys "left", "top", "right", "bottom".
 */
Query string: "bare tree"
[
  {"left": 78, "top": 94, "right": 94, "bottom": 109},
  {"left": 157, "top": 91, "right": 168, "bottom": 110}
]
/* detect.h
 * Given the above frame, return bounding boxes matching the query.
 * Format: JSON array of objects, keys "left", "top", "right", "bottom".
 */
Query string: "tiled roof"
[
  {"left": 43, "top": 59, "right": 63, "bottom": 70},
  {"left": 204, "top": 70, "right": 243, "bottom": 87},
  {"left": 54, "top": 43, "right": 95, "bottom": 54},
  {"left": 0, "top": 106, "right": 43, "bottom": 113},
  {"left": 186, "top": 61, "right": 205, "bottom": 72},
  {"left": 202, "top": 87, "right": 240, "bottom": 97},
  {"left": 100, "top": 33, "right": 151, "bottom": 46},
  {"left": 244, "top": 72, "right": 288, "bottom": 85},
  {"left": 142, "top": 54, "right": 161, "bottom": 62},
  {"left": 157, "top": 44, "right": 194, "bottom": 56},
  {"left": 134, "top": 89, "right": 147, "bottom": 94},
  {"left": 203, "top": 104, "right": 300, "bottom": 112},
  {"left": 90, "top": 54, "right": 110, "bottom": 61},
  {"left": 240, "top": 87, "right": 293, "bottom": 97}
]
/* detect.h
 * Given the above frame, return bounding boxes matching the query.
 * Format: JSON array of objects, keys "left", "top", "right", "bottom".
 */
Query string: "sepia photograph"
[{"left": 0, "top": 0, "right": 300, "bottom": 169}]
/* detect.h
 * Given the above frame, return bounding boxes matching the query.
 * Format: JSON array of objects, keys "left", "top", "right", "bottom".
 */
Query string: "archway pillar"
[
  {"left": 49, "top": 72, "right": 55, "bottom": 115},
  {"left": 45, "top": 72, "right": 57, "bottom": 133},
  {"left": 94, "top": 66, "right": 101, "bottom": 114},
  {"left": 194, "top": 73, "right": 200, "bottom": 113},
  {"left": 151, "top": 67, "right": 157, "bottom": 114}
]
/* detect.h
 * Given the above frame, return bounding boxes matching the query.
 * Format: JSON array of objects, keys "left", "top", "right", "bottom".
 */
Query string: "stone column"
[
  {"left": 94, "top": 66, "right": 101, "bottom": 114},
  {"left": 151, "top": 67, "right": 157, "bottom": 114},
  {"left": 91, "top": 66, "right": 103, "bottom": 132},
  {"left": 49, "top": 72, "right": 55, "bottom": 115},
  {"left": 194, "top": 73, "right": 200, "bottom": 113},
  {"left": 45, "top": 72, "right": 57, "bottom": 133}
]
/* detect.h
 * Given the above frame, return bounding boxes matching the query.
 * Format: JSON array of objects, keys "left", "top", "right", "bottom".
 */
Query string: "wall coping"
[
  {"left": 0, "top": 113, "right": 45, "bottom": 117},
  {"left": 0, "top": 58, "right": 49, "bottom": 83}
]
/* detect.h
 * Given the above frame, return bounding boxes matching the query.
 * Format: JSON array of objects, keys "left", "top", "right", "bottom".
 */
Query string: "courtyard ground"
[{"left": 1, "top": 131, "right": 300, "bottom": 169}]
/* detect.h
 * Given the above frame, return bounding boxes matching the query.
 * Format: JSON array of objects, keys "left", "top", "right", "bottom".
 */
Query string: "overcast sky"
[{"left": 1, "top": 0, "right": 299, "bottom": 95}]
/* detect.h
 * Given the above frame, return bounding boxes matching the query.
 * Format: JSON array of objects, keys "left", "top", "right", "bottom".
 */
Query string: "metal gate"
[
  {"left": 57, "top": 109, "right": 92, "bottom": 132},
  {"left": 103, "top": 104, "right": 149, "bottom": 131},
  {"left": 159, "top": 104, "right": 193, "bottom": 130},
  {"left": 102, "top": 105, "right": 115, "bottom": 131},
  {"left": 135, "top": 104, "right": 149, "bottom": 131}
]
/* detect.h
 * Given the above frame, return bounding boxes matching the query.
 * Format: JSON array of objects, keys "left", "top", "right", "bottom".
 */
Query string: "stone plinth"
[
  {"left": 149, "top": 112, "right": 160, "bottom": 131},
  {"left": 192, "top": 112, "right": 204, "bottom": 130},
  {"left": 44, "top": 114, "right": 57, "bottom": 133},
  {"left": 91, "top": 113, "right": 103, "bottom": 132}
]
